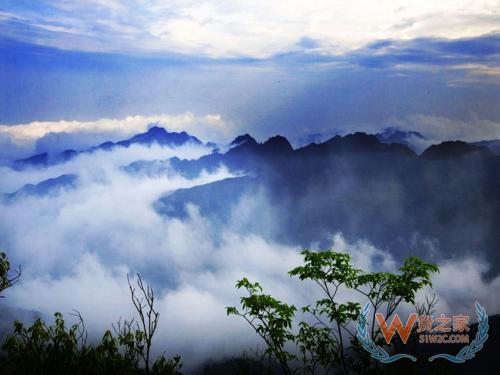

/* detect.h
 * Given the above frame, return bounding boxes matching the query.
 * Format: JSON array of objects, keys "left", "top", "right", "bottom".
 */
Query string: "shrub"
[{"left": 227, "top": 250, "right": 439, "bottom": 374}]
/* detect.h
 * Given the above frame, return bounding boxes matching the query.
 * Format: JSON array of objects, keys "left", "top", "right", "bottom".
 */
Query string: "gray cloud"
[{"left": 1, "top": 1, "right": 499, "bottom": 58}]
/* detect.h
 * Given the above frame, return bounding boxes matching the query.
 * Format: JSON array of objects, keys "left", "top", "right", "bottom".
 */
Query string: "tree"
[
  {"left": 0, "top": 251, "right": 21, "bottom": 298},
  {"left": 0, "top": 269, "right": 181, "bottom": 375},
  {"left": 227, "top": 250, "right": 439, "bottom": 374},
  {"left": 226, "top": 278, "right": 297, "bottom": 375},
  {"left": 126, "top": 273, "right": 160, "bottom": 375}
]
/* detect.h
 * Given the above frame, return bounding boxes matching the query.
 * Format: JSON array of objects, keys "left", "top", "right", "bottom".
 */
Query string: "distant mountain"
[
  {"left": 298, "top": 132, "right": 416, "bottom": 157},
  {"left": 4, "top": 174, "right": 78, "bottom": 202},
  {"left": 9, "top": 126, "right": 500, "bottom": 279},
  {"left": 374, "top": 127, "right": 500, "bottom": 156},
  {"left": 154, "top": 176, "right": 257, "bottom": 221},
  {"left": 375, "top": 127, "right": 429, "bottom": 153},
  {"left": 126, "top": 132, "right": 419, "bottom": 181},
  {"left": 144, "top": 131, "right": 412, "bottom": 180},
  {"left": 294, "top": 131, "right": 339, "bottom": 147},
  {"left": 471, "top": 139, "right": 500, "bottom": 155},
  {"left": 13, "top": 150, "right": 77, "bottom": 170},
  {"left": 110, "top": 126, "right": 202, "bottom": 148},
  {"left": 421, "top": 141, "right": 493, "bottom": 159},
  {"left": 262, "top": 135, "right": 294, "bottom": 154},
  {"left": 229, "top": 134, "right": 257, "bottom": 147},
  {"left": 125, "top": 133, "right": 295, "bottom": 179},
  {"left": 13, "top": 152, "right": 49, "bottom": 169},
  {"left": 12, "top": 126, "right": 205, "bottom": 169},
  {"left": 154, "top": 131, "right": 500, "bottom": 276}
]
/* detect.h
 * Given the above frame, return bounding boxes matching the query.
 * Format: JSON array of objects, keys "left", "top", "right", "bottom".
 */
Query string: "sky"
[{"left": 0, "top": 0, "right": 499, "bottom": 153}]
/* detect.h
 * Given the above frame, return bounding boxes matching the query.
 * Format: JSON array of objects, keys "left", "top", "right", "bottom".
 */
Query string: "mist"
[{"left": 0, "top": 140, "right": 498, "bottom": 371}]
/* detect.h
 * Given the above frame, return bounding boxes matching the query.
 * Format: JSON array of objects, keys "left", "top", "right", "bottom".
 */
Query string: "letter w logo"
[{"left": 375, "top": 313, "right": 417, "bottom": 344}]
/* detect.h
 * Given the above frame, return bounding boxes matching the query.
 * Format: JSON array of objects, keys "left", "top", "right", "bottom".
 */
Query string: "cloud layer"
[
  {"left": 1, "top": 142, "right": 499, "bottom": 370},
  {"left": 1, "top": 1, "right": 499, "bottom": 58},
  {"left": 2, "top": 109, "right": 500, "bottom": 167},
  {"left": 0, "top": 113, "right": 233, "bottom": 163},
  {"left": 393, "top": 114, "right": 500, "bottom": 144}
]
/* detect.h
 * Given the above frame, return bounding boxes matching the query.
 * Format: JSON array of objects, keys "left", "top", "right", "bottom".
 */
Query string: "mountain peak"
[
  {"left": 121, "top": 125, "right": 202, "bottom": 147},
  {"left": 377, "top": 127, "right": 426, "bottom": 141},
  {"left": 375, "top": 127, "right": 428, "bottom": 153},
  {"left": 145, "top": 125, "right": 168, "bottom": 135},
  {"left": 230, "top": 134, "right": 257, "bottom": 146},
  {"left": 324, "top": 132, "right": 381, "bottom": 150},
  {"left": 344, "top": 132, "right": 380, "bottom": 143},
  {"left": 297, "top": 131, "right": 415, "bottom": 157},
  {"left": 263, "top": 135, "right": 293, "bottom": 150},
  {"left": 260, "top": 135, "right": 294, "bottom": 157}
]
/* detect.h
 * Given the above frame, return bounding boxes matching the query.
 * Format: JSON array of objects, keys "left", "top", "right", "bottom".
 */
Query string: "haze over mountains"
[
  {"left": 155, "top": 130, "right": 500, "bottom": 275},
  {"left": 2, "top": 123, "right": 500, "bottom": 368},
  {"left": 12, "top": 126, "right": 206, "bottom": 170},
  {"left": 10, "top": 124, "right": 500, "bottom": 171},
  {"left": 1, "top": 2, "right": 498, "bottom": 371},
  {"left": 4, "top": 125, "right": 500, "bottom": 276}
]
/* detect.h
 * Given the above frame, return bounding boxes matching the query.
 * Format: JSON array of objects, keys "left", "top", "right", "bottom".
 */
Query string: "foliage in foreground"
[
  {"left": 227, "top": 250, "right": 439, "bottom": 374},
  {"left": 0, "top": 311, "right": 181, "bottom": 375},
  {"left": 0, "top": 251, "right": 21, "bottom": 298},
  {"left": 0, "top": 252, "right": 181, "bottom": 374},
  {"left": 1, "top": 248, "right": 440, "bottom": 374}
]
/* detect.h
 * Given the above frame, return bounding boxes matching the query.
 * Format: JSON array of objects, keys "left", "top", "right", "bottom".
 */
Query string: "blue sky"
[{"left": 0, "top": 1, "right": 499, "bottom": 147}]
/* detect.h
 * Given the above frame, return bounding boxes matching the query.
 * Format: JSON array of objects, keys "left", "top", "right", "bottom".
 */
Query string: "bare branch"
[{"left": 127, "top": 273, "right": 160, "bottom": 375}]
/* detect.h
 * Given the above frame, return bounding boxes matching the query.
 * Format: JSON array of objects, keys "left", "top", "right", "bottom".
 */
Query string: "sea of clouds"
[{"left": 0, "top": 138, "right": 499, "bottom": 370}]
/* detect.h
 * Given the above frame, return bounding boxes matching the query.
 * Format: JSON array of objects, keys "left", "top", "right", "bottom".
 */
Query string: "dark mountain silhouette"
[
  {"left": 8, "top": 127, "right": 500, "bottom": 276},
  {"left": 112, "top": 126, "right": 202, "bottom": 148},
  {"left": 295, "top": 131, "right": 339, "bottom": 147},
  {"left": 421, "top": 141, "right": 493, "bottom": 159},
  {"left": 471, "top": 139, "right": 500, "bottom": 155},
  {"left": 375, "top": 127, "right": 427, "bottom": 151},
  {"left": 297, "top": 132, "right": 416, "bottom": 157},
  {"left": 12, "top": 126, "right": 205, "bottom": 169},
  {"left": 230, "top": 134, "right": 257, "bottom": 146},
  {"left": 262, "top": 135, "right": 294, "bottom": 155},
  {"left": 125, "top": 133, "right": 295, "bottom": 179},
  {"left": 153, "top": 132, "right": 500, "bottom": 276}
]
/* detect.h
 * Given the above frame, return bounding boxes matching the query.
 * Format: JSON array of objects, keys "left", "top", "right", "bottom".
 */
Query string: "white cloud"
[
  {"left": 0, "top": 112, "right": 232, "bottom": 143},
  {"left": 0, "top": 112, "right": 234, "bottom": 163},
  {"left": 1, "top": 139, "right": 499, "bottom": 368},
  {"left": 6, "top": 222, "right": 499, "bottom": 367},
  {"left": 2, "top": 1, "right": 499, "bottom": 58},
  {"left": 0, "top": 140, "right": 214, "bottom": 192},
  {"left": 429, "top": 257, "right": 500, "bottom": 315},
  {"left": 394, "top": 114, "right": 500, "bottom": 143},
  {"left": 1, "top": 153, "right": 305, "bottom": 365}
]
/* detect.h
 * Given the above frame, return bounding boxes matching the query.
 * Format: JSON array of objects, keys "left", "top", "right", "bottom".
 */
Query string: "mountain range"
[
  {"left": 12, "top": 126, "right": 205, "bottom": 170},
  {"left": 4, "top": 126, "right": 500, "bottom": 277}
]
